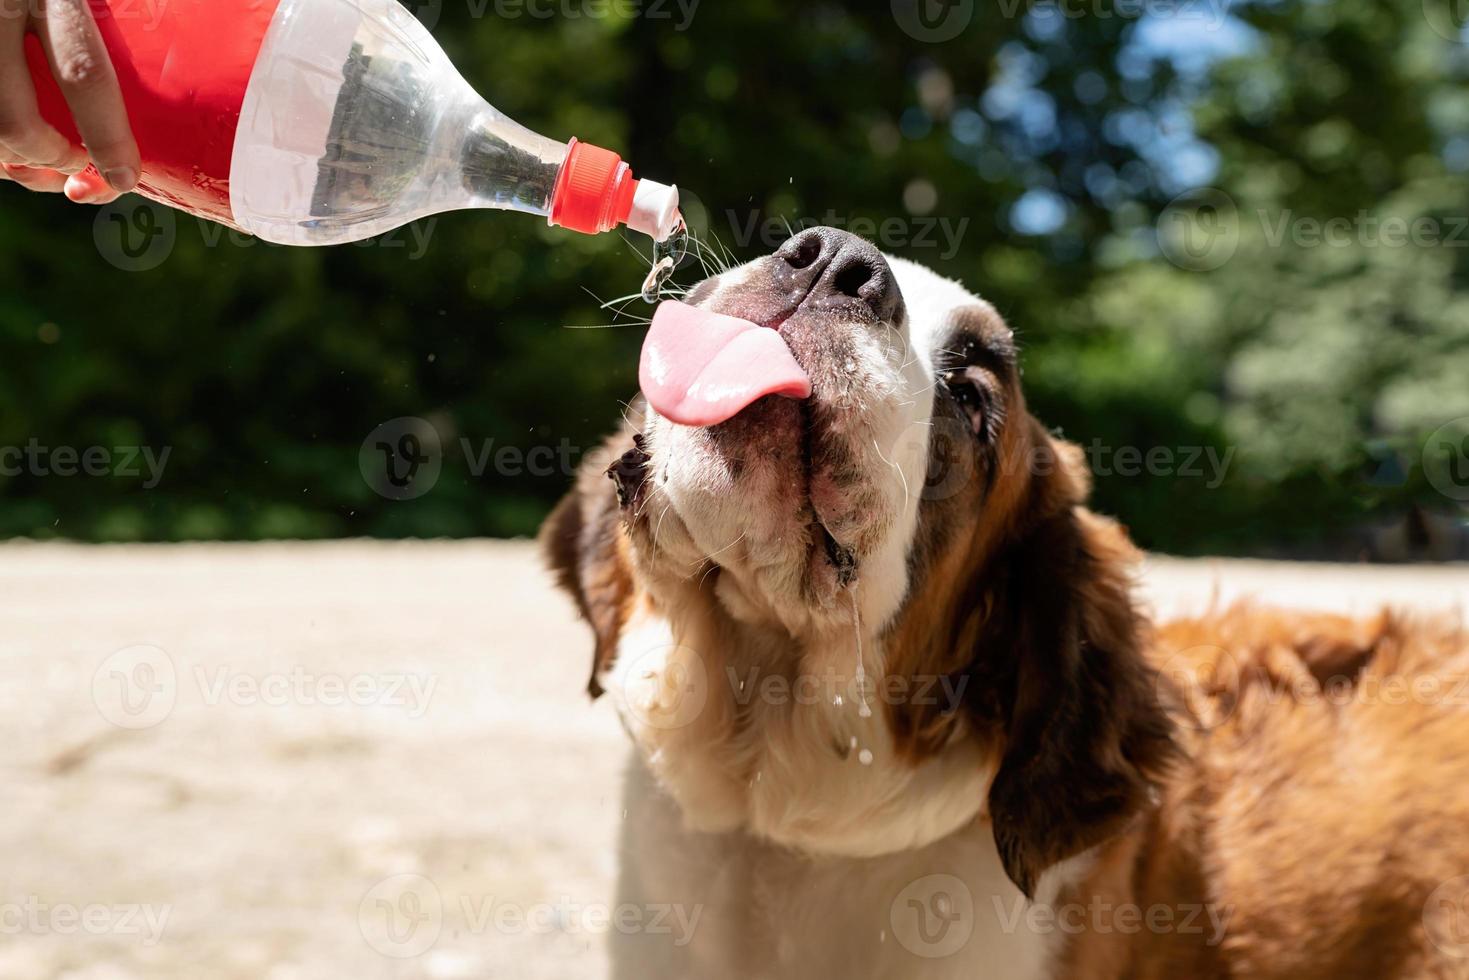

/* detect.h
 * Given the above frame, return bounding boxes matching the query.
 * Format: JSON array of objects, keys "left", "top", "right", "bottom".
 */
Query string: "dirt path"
[{"left": 1, "top": 541, "right": 1464, "bottom": 980}]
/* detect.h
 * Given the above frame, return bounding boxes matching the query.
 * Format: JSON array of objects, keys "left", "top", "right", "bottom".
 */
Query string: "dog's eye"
[{"left": 942, "top": 368, "right": 991, "bottom": 438}]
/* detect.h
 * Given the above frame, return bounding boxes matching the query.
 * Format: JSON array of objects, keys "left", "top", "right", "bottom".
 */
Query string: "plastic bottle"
[{"left": 25, "top": 0, "right": 681, "bottom": 246}]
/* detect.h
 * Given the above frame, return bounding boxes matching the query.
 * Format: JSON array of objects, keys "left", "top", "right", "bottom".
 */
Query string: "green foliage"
[{"left": 1, "top": 0, "right": 1465, "bottom": 554}]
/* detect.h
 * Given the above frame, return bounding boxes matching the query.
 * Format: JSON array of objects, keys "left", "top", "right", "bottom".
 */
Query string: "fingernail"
[
  {"left": 64, "top": 175, "right": 100, "bottom": 203},
  {"left": 104, "top": 167, "right": 139, "bottom": 192}
]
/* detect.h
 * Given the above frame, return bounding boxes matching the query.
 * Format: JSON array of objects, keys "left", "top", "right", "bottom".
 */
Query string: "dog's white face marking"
[
  {"left": 635, "top": 253, "right": 973, "bottom": 636},
  {"left": 605, "top": 237, "right": 1007, "bottom": 858}
]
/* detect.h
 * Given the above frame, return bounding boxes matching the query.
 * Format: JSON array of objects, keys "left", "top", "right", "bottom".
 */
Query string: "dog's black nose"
[{"left": 774, "top": 226, "right": 901, "bottom": 321}]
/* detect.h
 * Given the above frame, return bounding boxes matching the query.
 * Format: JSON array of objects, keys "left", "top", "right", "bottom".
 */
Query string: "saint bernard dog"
[{"left": 542, "top": 227, "right": 1469, "bottom": 979}]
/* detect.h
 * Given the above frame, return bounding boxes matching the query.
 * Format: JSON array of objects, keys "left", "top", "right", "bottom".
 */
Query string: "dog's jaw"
[{"left": 627, "top": 256, "right": 934, "bottom": 637}]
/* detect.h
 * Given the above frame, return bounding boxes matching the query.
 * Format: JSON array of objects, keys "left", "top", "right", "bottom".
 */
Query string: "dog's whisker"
[
  {"left": 651, "top": 496, "right": 677, "bottom": 552},
  {"left": 698, "top": 531, "right": 746, "bottom": 568},
  {"left": 697, "top": 561, "right": 720, "bottom": 589},
  {"left": 871, "top": 436, "right": 910, "bottom": 514}
]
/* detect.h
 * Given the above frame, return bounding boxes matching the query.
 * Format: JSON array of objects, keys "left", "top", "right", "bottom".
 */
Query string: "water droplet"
[
  {"left": 640, "top": 214, "right": 688, "bottom": 303},
  {"left": 858, "top": 749, "right": 874, "bottom": 765}
]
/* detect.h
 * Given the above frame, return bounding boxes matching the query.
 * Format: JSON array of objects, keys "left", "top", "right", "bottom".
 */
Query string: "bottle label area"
[{"left": 27, "top": 0, "right": 284, "bottom": 227}]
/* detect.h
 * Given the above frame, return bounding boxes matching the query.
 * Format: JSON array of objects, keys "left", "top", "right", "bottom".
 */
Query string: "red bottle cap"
[{"left": 549, "top": 138, "right": 638, "bottom": 235}]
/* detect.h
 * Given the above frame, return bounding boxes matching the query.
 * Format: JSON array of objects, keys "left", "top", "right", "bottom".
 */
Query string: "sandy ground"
[{"left": 1, "top": 540, "right": 1466, "bottom": 980}]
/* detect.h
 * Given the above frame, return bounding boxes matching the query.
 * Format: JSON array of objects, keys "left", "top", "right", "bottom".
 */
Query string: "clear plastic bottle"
[
  {"left": 27, "top": 0, "right": 680, "bottom": 247},
  {"left": 231, "top": 0, "right": 679, "bottom": 245}
]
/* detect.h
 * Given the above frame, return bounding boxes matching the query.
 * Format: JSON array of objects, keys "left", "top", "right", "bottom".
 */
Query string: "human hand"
[{"left": 0, "top": 0, "right": 140, "bottom": 203}]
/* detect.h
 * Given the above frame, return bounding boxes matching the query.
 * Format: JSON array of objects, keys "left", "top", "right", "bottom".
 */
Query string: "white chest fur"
[
  {"left": 603, "top": 610, "right": 1066, "bottom": 979},
  {"left": 609, "top": 753, "right": 1068, "bottom": 980},
  {"left": 606, "top": 606, "right": 993, "bottom": 856}
]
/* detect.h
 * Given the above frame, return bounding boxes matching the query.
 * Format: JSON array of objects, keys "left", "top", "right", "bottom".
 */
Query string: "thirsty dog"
[{"left": 543, "top": 227, "right": 1469, "bottom": 979}]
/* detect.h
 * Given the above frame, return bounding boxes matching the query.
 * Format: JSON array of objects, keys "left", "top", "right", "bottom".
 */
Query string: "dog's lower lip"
[{"left": 819, "top": 521, "right": 858, "bottom": 587}]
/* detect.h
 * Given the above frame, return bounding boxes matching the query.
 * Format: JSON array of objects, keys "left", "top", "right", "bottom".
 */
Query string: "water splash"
[
  {"left": 640, "top": 214, "right": 689, "bottom": 303},
  {"left": 852, "top": 588, "right": 872, "bottom": 719}
]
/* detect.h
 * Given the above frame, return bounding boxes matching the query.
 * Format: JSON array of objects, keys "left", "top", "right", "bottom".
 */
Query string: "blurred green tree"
[{"left": 0, "top": 0, "right": 1464, "bottom": 557}]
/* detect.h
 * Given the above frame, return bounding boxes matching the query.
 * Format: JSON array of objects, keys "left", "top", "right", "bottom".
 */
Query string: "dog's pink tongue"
[{"left": 640, "top": 301, "right": 811, "bottom": 427}]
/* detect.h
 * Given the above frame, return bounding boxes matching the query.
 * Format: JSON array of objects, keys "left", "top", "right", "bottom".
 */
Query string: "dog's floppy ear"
[
  {"left": 539, "top": 433, "right": 641, "bottom": 698},
  {"left": 984, "top": 496, "right": 1176, "bottom": 898}
]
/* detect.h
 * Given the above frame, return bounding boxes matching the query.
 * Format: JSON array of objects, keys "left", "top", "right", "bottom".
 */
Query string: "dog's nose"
[{"left": 774, "top": 226, "right": 901, "bottom": 321}]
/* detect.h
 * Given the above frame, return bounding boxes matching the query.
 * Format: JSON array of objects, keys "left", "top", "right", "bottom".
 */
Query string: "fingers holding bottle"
[{"left": 0, "top": 0, "right": 138, "bottom": 203}]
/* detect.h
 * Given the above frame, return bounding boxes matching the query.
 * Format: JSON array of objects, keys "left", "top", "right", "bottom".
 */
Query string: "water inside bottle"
[{"left": 304, "top": 40, "right": 565, "bottom": 230}]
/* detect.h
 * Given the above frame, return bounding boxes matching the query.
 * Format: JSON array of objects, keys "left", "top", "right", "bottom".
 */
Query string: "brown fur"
[
  {"left": 539, "top": 429, "right": 640, "bottom": 697},
  {"left": 541, "top": 296, "right": 1469, "bottom": 977},
  {"left": 1058, "top": 607, "right": 1469, "bottom": 979}
]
